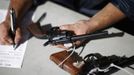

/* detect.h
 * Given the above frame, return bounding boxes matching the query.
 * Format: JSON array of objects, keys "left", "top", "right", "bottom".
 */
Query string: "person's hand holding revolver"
[
  {"left": 57, "top": 20, "right": 94, "bottom": 49},
  {"left": 57, "top": 3, "right": 125, "bottom": 49}
]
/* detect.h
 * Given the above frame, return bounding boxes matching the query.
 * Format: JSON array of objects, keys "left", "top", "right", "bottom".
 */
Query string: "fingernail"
[{"left": 64, "top": 43, "right": 73, "bottom": 48}]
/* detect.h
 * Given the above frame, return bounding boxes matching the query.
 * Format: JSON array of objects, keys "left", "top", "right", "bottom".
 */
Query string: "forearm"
[
  {"left": 87, "top": 3, "right": 126, "bottom": 33},
  {"left": 6, "top": 0, "right": 33, "bottom": 23}
]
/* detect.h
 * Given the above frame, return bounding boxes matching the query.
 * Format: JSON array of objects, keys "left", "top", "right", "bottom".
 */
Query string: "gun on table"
[
  {"left": 27, "top": 13, "right": 124, "bottom": 46},
  {"left": 43, "top": 27, "right": 124, "bottom": 46},
  {"left": 28, "top": 19, "right": 126, "bottom": 75},
  {"left": 50, "top": 50, "right": 134, "bottom": 75}
]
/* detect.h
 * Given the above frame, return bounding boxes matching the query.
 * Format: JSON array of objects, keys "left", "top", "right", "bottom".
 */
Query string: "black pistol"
[{"left": 44, "top": 27, "right": 124, "bottom": 46}]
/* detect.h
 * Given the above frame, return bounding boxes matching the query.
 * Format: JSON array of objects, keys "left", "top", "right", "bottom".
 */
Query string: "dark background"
[{"left": 50, "top": 0, "right": 134, "bottom": 35}]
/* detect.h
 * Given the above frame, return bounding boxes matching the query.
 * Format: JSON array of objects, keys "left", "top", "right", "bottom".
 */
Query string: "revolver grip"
[{"left": 50, "top": 50, "right": 85, "bottom": 75}]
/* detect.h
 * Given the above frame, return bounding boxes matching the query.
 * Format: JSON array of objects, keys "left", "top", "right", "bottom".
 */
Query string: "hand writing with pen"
[
  {"left": 0, "top": 14, "right": 22, "bottom": 46},
  {"left": 0, "top": 0, "right": 32, "bottom": 47}
]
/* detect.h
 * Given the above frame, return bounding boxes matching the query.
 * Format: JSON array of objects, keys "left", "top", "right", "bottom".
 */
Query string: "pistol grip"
[
  {"left": 28, "top": 22, "right": 47, "bottom": 39},
  {"left": 50, "top": 50, "right": 84, "bottom": 75}
]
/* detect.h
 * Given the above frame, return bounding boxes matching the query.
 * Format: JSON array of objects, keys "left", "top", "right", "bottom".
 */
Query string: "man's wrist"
[{"left": 84, "top": 19, "right": 100, "bottom": 34}]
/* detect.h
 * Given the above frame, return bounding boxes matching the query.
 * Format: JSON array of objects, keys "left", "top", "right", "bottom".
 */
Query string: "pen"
[{"left": 9, "top": 8, "right": 16, "bottom": 49}]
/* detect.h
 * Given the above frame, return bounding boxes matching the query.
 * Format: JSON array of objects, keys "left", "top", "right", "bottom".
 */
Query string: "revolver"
[
  {"left": 28, "top": 22, "right": 124, "bottom": 46},
  {"left": 28, "top": 13, "right": 124, "bottom": 46}
]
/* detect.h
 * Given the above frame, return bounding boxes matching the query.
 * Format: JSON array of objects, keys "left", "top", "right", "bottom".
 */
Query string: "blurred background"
[{"left": 1, "top": 0, "right": 133, "bottom": 35}]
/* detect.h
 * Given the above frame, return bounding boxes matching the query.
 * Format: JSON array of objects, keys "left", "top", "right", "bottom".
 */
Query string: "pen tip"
[{"left": 13, "top": 44, "right": 19, "bottom": 50}]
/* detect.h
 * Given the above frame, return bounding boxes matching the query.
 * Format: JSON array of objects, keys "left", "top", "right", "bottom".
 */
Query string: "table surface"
[{"left": 0, "top": 1, "right": 134, "bottom": 75}]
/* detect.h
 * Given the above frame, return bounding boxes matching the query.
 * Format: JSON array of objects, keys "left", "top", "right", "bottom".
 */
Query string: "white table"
[{"left": 0, "top": 1, "right": 134, "bottom": 75}]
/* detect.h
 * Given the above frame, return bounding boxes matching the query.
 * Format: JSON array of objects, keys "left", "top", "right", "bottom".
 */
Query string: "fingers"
[
  {"left": 57, "top": 20, "right": 90, "bottom": 49},
  {"left": 0, "top": 22, "right": 13, "bottom": 45},
  {"left": 59, "top": 24, "right": 79, "bottom": 35},
  {"left": 60, "top": 24, "right": 74, "bottom": 31},
  {"left": 0, "top": 28, "right": 22, "bottom": 45},
  {"left": 55, "top": 43, "right": 74, "bottom": 49},
  {"left": 59, "top": 21, "right": 89, "bottom": 35},
  {"left": 60, "top": 24, "right": 82, "bottom": 34},
  {"left": 15, "top": 27, "right": 22, "bottom": 44},
  {"left": 56, "top": 44, "right": 69, "bottom": 49},
  {"left": 0, "top": 34, "right": 13, "bottom": 45},
  {"left": 55, "top": 41, "right": 82, "bottom": 49},
  {"left": 0, "top": 23, "right": 22, "bottom": 45}
]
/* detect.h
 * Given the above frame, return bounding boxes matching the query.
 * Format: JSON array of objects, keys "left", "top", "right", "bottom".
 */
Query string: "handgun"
[
  {"left": 50, "top": 50, "right": 85, "bottom": 75},
  {"left": 27, "top": 13, "right": 124, "bottom": 46},
  {"left": 44, "top": 27, "right": 124, "bottom": 46}
]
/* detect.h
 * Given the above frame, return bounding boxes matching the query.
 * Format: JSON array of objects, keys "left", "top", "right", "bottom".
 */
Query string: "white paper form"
[
  {"left": 0, "top": 42, "right": 28, "bottom": 68},
  {"left": 0, "top": 9, "right": 7, "bottom": 23},
  {"left": 0, "top": 9, "right": 29, "bottom": 68}
]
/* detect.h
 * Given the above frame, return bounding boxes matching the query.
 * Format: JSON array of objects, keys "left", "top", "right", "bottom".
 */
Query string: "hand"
[
  {"left": 0, "top": 21, "right": 22, "bottom": 45},
  {"left": 56, "top": 20, "right": 94, "bottom": 49},
  {"left": 60, "top": 20, "right": 91, "bottom": 35}
]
